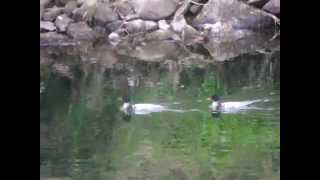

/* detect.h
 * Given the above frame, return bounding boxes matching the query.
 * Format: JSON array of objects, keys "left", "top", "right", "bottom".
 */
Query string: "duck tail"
[{"left": 246, "top": 98, "right": 270, "bottom": 105}]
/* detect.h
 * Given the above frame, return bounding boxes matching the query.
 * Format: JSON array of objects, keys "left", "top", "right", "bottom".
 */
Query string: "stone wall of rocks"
[{"left": 40, "top": 0, "right": 280, "bottom": 62}]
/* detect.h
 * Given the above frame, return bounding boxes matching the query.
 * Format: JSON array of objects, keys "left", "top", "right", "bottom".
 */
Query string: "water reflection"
[
  {"left": 211, "top": 112, "right": 222, "bottom": 118},
  {"left": 40, "top": 50, "right": 279, "bottom": 180}
]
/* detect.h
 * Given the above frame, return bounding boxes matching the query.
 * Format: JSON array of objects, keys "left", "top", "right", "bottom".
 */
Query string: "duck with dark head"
[
  {"left": 208, "top": 94, "right": 222, "bottom": 118},
  {"left": 121, "top": 95, "right": 134, "bottom": 121},
  {"left": 208, "top": 94, "right": 268, "bottom": 116}
]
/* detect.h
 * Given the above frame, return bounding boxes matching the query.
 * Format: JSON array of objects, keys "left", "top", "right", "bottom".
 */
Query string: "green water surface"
[{"left": 40, "top": 61, "right": 280, "bottom": 180}]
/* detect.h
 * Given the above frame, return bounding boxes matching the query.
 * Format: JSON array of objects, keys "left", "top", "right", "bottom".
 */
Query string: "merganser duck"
[
  {"left": 120, "top": 96, "right": 135, "bottom": 116},
  {"left": 120, "top": 96, "right": 185, "bottom": 115},
  {"left": 208, "top": 95, "right": 267, "bottom": 114}
]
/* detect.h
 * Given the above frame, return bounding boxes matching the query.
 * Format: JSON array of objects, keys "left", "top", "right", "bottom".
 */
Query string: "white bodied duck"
[
  {"left": 120, "top": 96, "right": 184, "bottom": 115},
  {"left": 208, "top": 95, "right": 268, "bottom": 114}
]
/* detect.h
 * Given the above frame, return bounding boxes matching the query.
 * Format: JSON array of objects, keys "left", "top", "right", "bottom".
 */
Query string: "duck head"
[
  {"left": 121, "top": 95, "right": 134, "bottom": 117},
  {"left": 211, "top": 95, "right": 220, "bottom": 101},
  {"left": 207, "top": 95, "right": 220, "bottom": 102},
  {"left": 208, "top": 95, "right": 222, "bottom": 115}
]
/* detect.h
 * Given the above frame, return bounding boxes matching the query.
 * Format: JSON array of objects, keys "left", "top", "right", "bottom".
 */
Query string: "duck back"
[
  {"left": 133, "top": 104, "right": 167, "bottom": 114},
  {"left": 210, "top": 99, "right": 266, "bottom": 113}
]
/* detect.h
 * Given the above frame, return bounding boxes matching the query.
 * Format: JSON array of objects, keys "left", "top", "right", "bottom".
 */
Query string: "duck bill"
[{"left": 207, "top": 97, "right": 211, "bottom": 101}]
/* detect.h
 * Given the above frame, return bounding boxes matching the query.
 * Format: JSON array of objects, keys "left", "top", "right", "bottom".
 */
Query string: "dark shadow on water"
[
  {"left": 122, "top": 114, "right": 132, "bottom": 122},
  {"left": 211, "top": 112, "right": 222, "bottom": 119}
]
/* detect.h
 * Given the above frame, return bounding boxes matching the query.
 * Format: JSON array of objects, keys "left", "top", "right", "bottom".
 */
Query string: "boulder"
[
  {"left": 144, "top": 21, "right": 158, "bottom": 31},
  {"left": 108, "top": 32, "right": 121, "bottom": 46},
  {"left": 247, "top": 0, "right": 270, "bottom": 8},
  {"left": 123, "top": 19, "right": 158, "bottom": 34},
  {"left": 40, "top": 32, "right": 74, "bottom": 47},
  {"left": 203, "top": 28, "right": 278, "bottom": 61},
  {"left": 144, "top": 29, "right": 175, "bottom": 41},
  {"left": 189, "top": 5, "right": 201, "bottom": 14},
  {"left": 42, "top": 6, "right": 64, "bottom": 21},
  {"left": 82, "top": 0, "right": 97, "bottom": 6},
  {"left": 93, "top": 2, "right": 119, "bottom": 25},
  {"left": 55, "top": 14, "right": 73, "bottom": 32},
  {"left": 40, "top": 0, "right": 52, "bottom": 8},
  {"left": 40, "top": 21, "right": 57, "bottom": 32},
  {"left": 158, "top": 20, "right": 170, "bottom": 30},
  {"left": 71, "top": 7, "right": 84, "bottom": 21},
  {"left": 106, "top": 20, "right": 123, "bottom": 32},
  {"left": 55, "top": 0, "right": 75, "bottom": 6},
  {"left": 193, "top": 0, "right": 275, "bottom": 28},
  {"left": 262, "top": 0, "right": 280, "bottom": 15},
  {"left": 233, "top": 15, "right": 275, "bottom": 30},
  {"left": 123, "top": 19, "right": 144, "bottom": 34},
  {"left": 112, "top": 0, "right": 135, "bottom": 20},
  {"left": 40, "top": 0, "right": 53, "bottom": 20},
  {"left": 63, "top": 0, "right": 78, "bottom": 16},
  {"left": 131, "top": 0, "right": 179, "bottom": 20},
  {"left": 93, "top": 25, "right": 107, "bottom": 35},
  {"left": 181, "top": 25, "right": 205, "bottom": 46},
  {"left": 171, "top": 16, "right": 187, "bottom": 33},
  {"left": 66, "top": 22, "right": 98, "bottom": 41},
  {"left": 72, "top": 0, "right": 98, "bottom": 21},
  {"left": 77, "top": 0, "right": 84, "bottom": 6},
  {"left": 191, "top": 0, "right": 278, "bottom": 61}
]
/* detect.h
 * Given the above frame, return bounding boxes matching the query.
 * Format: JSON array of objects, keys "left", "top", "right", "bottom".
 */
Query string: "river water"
[{"left": 40, "top": 48, "right": 279, "bottom": 180}]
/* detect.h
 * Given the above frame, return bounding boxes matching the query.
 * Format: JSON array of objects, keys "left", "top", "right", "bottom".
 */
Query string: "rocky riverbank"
[{"left": 40, "top": 0, "right": 280, "bottom": 62}]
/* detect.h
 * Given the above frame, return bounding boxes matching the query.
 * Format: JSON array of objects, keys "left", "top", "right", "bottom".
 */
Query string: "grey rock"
[
  {"left": 40, "top": 0, "right": 52, "bottom": 7},
  {"left": 171, "top": 16, "right": 187, "bottom": 33},
  {"left": 189, "top": 5, "right": 201, "bottom": 14},
  {"left": 40, "top": 32, "right": 74, "bottom": 47},
  {"left": 93, "top": 2, "right": 119, "bottom": 25},
  {"left": 55, "top": 0, "right": 75, "bottom": 6},
  {"left": 108, "top": 32, "right": 121, "bottom": 46},
  {"left": 55, "top": 14, "right": 73, "bottom": 32},
  {"left": 158, "top": 20, "right": 170, "bottom": 30},
  {"left": 131, "top": 0, "right": 179, "bottom": 20},
  {"left": 106, "top": 20, "right": 123, "bottom": 32},
  {"left": 123, "top": 19, "right": 158, "bottom": 34},
  {"left": 232, "top": 15, "right": 275, "bottom": 30},
  {"left": 72, "top": 1, "right": 97, "bottom": 22},
  {"left": 203, "top": 29, "right": 278, "bottom": 61},
  {"left": 77, "top": 0, "right": 84, "bottom": 6},
  {"left": 42, "top": 6, "right": 64, "bottom": 21},
  {"left": 63, "top": 0, "right": 78, "bottom": 16},
  {"left": 262, "top": 0, "right": 280, "bottom": 15},
  {"left": 40, "top": 0, "right": 53, "bottom": 20},
  {"left": 144, "top": 29, "right": 174, "bottom": 41},
  {"left": 247, "top": 0, "right": 270, "bottom": 8},
  {"left": 190, "top": 0, "right": 278, "bottom": 60},
  {"left": 181, "top": 24, "right": 205, "bottom": 45},
  {"left": 123, "top": 19, "right": 145, "bottom": 34},
  {"left": 71, "top": 7, "right": 84, "bottom": 21},
  {"left": 66, "top": 22, "right": 97, "bottom": 41},
  {"left": 112, "top": 0, "right": 135, "bottom": 20},
  {"left": 40, "top": 21, "right": 57, "bottom": 32},
  {"left": 193, "top": 0, "right": 274, "bottom": 28},
  {"left": 93, "top": 25, "right": 107, "bottom": 34},
  {"left": 144, "top": 21, "right": 158, "bottom": 31}
]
